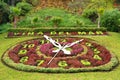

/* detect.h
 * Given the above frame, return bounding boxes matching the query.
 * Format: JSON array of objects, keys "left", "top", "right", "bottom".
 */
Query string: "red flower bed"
[
  {"left": 7, "top": 38, "right": 112, "bottom": 69},
  {"left": 7, "top": 31, "right": 108, "bottom": 38},
  {"left": 40, "top": 42, "right": 84, "bottom": 57},
  {"left": 8, "top": 50, "right": 20, "bottom": 63}
]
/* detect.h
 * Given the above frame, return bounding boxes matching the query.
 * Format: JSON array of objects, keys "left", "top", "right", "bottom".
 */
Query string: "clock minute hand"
[
  {"left": 52, "top": 39, "right": 84, "bottom": 55},
  {"left": 63, "top": 39, "right": 84, "bottom": 48},
  {"left": 59, "top": 39, "right": 84, "bottom": 55}
]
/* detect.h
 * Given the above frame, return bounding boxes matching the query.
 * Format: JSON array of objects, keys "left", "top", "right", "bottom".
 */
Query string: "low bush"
[
  {"left": 101, "top": 9, "right": 120, "bottom": 32},
  {"left": 0, "top": 23, "right": 12, "bottom": 33},
  {"left": 50, "top": 16, "right": 62, "bottom": 27}
]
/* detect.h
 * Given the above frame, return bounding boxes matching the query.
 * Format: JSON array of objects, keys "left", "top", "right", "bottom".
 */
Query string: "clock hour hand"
[
  {"left": 44, "top": 35, "right": 61, "bottom": 48},
  {"left": 44, "top": 35, "right": 71, "bottom": 54}
]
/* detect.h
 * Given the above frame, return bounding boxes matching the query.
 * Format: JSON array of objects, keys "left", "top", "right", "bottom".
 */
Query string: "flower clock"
[{"left": 2, "top": 35, "right": 119, "bottom": 73}]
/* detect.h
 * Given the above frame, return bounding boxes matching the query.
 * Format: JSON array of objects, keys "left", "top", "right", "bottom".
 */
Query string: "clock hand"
[
  {"left": 44, "top": 35, "right": 69, "bottom": 54},
  {"left": 44, "top": 35, "right": 61, "bottom": 48},
  {"left": 63, "top": 39, "right": 84, "bottom": 48},
  {"left": 47, "top": 44, "right": 66, "bottom": 65},
  {"left": 54, "top": 39, "right": 84, "bottom": 55},
  {"left": 44, "top": 35, "right": 83, "bottom": 55}
]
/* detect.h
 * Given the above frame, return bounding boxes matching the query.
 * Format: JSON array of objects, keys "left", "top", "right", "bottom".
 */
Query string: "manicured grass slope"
[
  {"left": 17, "top": 8, "right": 93, "bottom": 28},
  {"left": 0, "top": 32, "right": 120, "bottom": 80}
]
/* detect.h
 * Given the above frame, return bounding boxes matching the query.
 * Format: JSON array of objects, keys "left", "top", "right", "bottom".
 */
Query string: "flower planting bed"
[
  {"left": 8, "top": 31, "right": 108, "bottom": 37},
  {"left": 2, "top": 37, "right": 118, "bottom": 73},
  {"left": 7, "top": 27, "right": 108, "bottom": 37}
]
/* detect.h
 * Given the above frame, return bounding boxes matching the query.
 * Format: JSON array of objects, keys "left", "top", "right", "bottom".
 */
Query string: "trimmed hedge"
[
  {"left": 8, "top": 27, "right": 107, "bottom": 33},
  {"left": 0, "top": 23, "right": 12, "bottom": 34}
]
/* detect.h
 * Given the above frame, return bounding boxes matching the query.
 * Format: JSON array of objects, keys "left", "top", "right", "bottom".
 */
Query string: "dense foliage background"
[{"left": 0, "top": 0, "right": 120, "bottom": 33}]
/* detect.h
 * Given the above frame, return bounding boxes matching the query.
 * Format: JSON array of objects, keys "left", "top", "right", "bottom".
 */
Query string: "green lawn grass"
[
  {"left": 0, "top": 32, "right": 120, "bottom": 80},
  {"left": 17, "top": 8, "right": 93, "bottom": 28}
]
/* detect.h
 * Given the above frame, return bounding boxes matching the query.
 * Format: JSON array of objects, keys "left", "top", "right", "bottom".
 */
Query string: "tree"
[
  {"left": 9, "top": 6, "right": 21, "bottom": 28},
  {"left": 16, "top": 2, "right": 33, "bottom": 16},
  {"left": 86, "top": 0, "right": 114, "bottom": 28},
  {"left": 3, "top": 0, "right": 21, "bottom": 6},
  {"left": 0, "top": 0, "right": 9, "bottom": 24}
]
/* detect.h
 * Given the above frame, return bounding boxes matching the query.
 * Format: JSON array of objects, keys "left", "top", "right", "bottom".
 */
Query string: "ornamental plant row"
[
  {"left": 8, "top": 31, "right": 108, "bottom": 37},
  {"left": 7, "top": 27, "right": 108, "bottom": 37}
]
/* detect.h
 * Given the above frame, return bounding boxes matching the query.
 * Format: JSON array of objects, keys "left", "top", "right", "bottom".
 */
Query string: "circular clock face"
[{"left": 2, "top": 37, "right": 118, "bottom": 72}]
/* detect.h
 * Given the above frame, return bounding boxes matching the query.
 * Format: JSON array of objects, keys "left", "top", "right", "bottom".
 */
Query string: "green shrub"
[
  {"left": 51, "top": 16, "right": 62, "bottom": 27},
  {"left": 75, "top": 19, "right": 85, "bottom": 27},
  {"left": 0, "top": 23, "right": 12, "bottom": 33},
  {"left": 101, "top": 9, "right": 120, "bottom": 32},
  {"left": 32, "top": 17, "right": 39, "bottom": 24},
  {"left": 16, "top": 2, "right": 33, "bottom": 16}
]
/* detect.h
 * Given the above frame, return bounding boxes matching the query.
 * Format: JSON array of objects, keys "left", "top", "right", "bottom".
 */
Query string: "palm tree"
[{"left": 10, "top": 6, "right": 21, "bottom": 28}]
